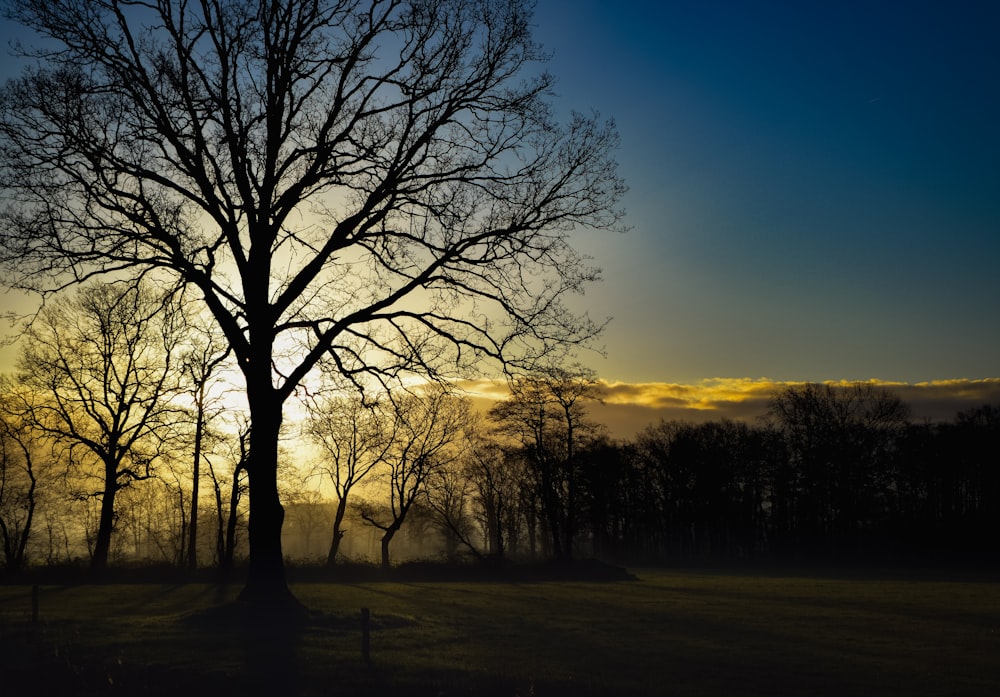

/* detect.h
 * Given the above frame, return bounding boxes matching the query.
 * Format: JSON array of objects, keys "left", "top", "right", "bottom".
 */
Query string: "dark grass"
[
  {"left": 0, "top": 557, "right": 638, "bottom": 585},
  {"left": 1, "top": 565, "right": 998, "bottom": 696}
]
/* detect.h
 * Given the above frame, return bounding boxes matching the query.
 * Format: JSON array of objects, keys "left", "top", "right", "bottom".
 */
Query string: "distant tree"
[
  {"left": 116, "top": 472, "right": 187, "bottom": 563},
  {"left": 206, "top": 416, "right": 251, "bottom": 575},
  {"left": 360, "top": 387, "right": 469, "bottom": 569},
  {"left": 179, "top": 322, "right": 233, "bottom": 570},
  {"left": 424, "top": 453, "right": 483, "bottom": 563},
  {"left": 490, "top": 366, "right": 600, "bottom": 558},
  {"left": 629, "top": 419, "right": 782, "bottom": 561},
  {"left": 14, "top": 281, "right": 184, "bottom": 570},
  {"left": 281, "top": 487, "right": 333, "bottom": 560},
  {"left": 304, "top": 395, "right": 392, "bottom": 565},
  {"left": 0, "top": 0, "right": 624, "bottom": 604},
  {"left": 767, "top": 382, "right": 910, "bottom": 550},
  {"left": 0, "top": 379, "right": 41, "bottom": 570},
  {"left": 630, "top": 421, "right": 683, "bottom": 557},
  {"left": 576, "top": 435, "right": 630, "bottom": 560},
  {"left": 462, "top": 426, "right": 529, "bottom": 562},
  {"left": 949, "top": 404, "right": 1000, "bottom": 552}
]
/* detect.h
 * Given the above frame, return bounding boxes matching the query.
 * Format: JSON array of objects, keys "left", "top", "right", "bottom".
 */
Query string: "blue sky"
[{"left": 532, "top": 0, "right": 1000, "bottom": 384}]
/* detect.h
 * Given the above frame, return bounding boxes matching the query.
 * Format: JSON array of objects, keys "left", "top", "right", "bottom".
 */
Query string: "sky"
[
  {"left": 2, "top": 1, "right": 999, "bottom": 431},
  {"left": 530, "top": 0, "right": 999, "bottom": 384}
]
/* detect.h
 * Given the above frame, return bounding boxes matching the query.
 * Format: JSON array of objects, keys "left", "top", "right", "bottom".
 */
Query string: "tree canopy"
[{"left": 0, "top": 0, "right": 625, "bottom": 603}]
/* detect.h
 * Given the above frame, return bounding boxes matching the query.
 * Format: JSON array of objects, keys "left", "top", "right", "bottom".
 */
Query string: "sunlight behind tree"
[{"left": 0, "top": 0, "right": 625, "bottom": 603}]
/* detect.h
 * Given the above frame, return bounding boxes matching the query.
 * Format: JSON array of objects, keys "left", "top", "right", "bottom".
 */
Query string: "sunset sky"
[
  {"left": 2, "top": 1, "right": 999, "bottom": 430},
  {"left": 519, "top": 0, "right": 1000, "bottom": 429},
  {"left": 532, "top": 0, "right": 999, "bottom": 384}
]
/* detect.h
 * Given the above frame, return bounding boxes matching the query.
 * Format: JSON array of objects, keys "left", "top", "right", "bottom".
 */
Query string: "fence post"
[
  {"left": 31, "top": 584, "right": 39, "bottom": 623},
  {"left": 361, "top": 607, "right": 370, "bottom": 661}
]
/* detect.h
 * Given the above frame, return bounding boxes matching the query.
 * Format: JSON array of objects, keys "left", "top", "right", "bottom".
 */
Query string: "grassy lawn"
[{"left": 1, "top": 568, "right": 998, "bottom": 696}]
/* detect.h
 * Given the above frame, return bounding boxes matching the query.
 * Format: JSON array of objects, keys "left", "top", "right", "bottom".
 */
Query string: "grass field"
[{"left": 1, "top": 567, "right": 998, "bottom": 696}]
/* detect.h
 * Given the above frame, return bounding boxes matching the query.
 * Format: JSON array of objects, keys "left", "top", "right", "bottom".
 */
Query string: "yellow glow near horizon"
[{"left": 451, "top": 377, "right": 1000, "bottom": 437}]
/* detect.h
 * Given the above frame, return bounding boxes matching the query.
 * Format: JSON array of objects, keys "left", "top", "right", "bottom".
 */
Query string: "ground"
[{"left": 1, "top": 565, "right": 998, "bottom": 696}]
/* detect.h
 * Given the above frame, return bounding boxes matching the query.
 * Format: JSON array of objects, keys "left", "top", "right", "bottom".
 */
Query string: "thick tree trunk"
[
  {"left": 91, "top": 464, "right": 118, "bottom": 570},
  {"left": 237, "top": 392, "right": 296, "bottom": 606},
  {"left": 380, "top": 521, "right": 402, "bottom": 570},
  {"left": 380, "top": 531, "right": 393, "bottom": 570}
]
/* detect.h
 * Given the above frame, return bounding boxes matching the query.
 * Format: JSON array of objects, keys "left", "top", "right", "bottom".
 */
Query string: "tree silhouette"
[
  {"left": 13, "top": 281, "right": 184, "bottom": 570},
  {"left": 767, "top": 382, "right": 910, "bottom": 551},
  {"left": 0, "top": 380, "right": 41, "bottom": 571},
  {"left": 490, "top": 367, "right": 600, "bottom": 558},
  {"left": 178, "top": 321, "right": 233, "bottom": 570},
  {"left": 304, "top": 394, "right": 392, "bottom": 565},
  {"left": 360, "top": 387, "right": 468, "bottom": 569},
  {"left": 455, "top": 421, "right": 527, "bottom": 562},
  {"left": 0, "top": 0, "right": 624, "bottom": 603}
]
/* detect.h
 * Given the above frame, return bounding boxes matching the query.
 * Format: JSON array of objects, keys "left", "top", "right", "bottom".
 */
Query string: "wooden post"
[
  {"left": 31, "top": 584, "right": 39, "bottom": 623},
  {"left": 361, "top": 607, "right": 370, "bottom": 661}
]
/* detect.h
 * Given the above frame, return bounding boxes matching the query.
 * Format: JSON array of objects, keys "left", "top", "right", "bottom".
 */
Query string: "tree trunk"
[
  {"left": 2, "top": 458, "right": 37, "bottom": 571},
  {"left": 210, "top": 468, "right": 225, "bottom": 568},
  {"left": 493, "top": 513, "right": 505, "bottom": 561},
  {"left": 326, "top": 496, "right": 349, "bottom": 566},
  {"left": 563, "top": 421, "right": 575, "bottom": 560},
  {"left": 540, "top": 468, "right": 563, "bottom": 559},
  {"left": 187, "top": 391, "right": 205, "bottom": 570},
  {"left": 380, "top": 521, "right": 402, "bottom": 570},
  {"left": 91, "top": 463, "right": 118, "bottom": 570},
  {"left": 380, "top": 531, "right": 393, "bottom": 570},
  {"left": 237, "top": 393, "right": 295, "bottom": 605},
  {"left": 223, "top": 471, "right": 241, "bottom": 573},
  {"left": 525, "top": 495, "right": 537, "bottom": 560}
]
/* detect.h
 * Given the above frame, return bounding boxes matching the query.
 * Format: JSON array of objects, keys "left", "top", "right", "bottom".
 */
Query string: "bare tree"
[
  {"left": 206, "top": 414, "right": 251, "bottom": 576},
  {"left": 116, "top": 471, "right": 187, "bottom": 563},
  {"left": 767, "top": 382, "right": 911, "bottom": 544},
  {"left": 179, "top": 321, "right": 233, "bottom": 570},
  {"left": 0, "top": 0, "right": 624, "bottom": 602},
  {"left": 13, "top": 281, "right": 184, "bottom": 570},
  {"left": 360, "top": 387, "right": 469, "bottom": 569},
  {"left": 490, "top": 365, "right": 600, "bottom": 558},
  {"left": 543, "top": 366, "right": 601, "bottom": 557},
  {"left": 0, "top": 379, "right": 41, "bottom": 570},
  {"left": 424, "top": 455, "right": 483, "bottom": 562},
  {"left": 462, "top": 430, "right": 527, "bottom": 562},
  {"left": 281, "top": 486, "right": 333, "bottom": 560},
  {"left": 304, "top": 394, "right": 393, "bottom": 565}
]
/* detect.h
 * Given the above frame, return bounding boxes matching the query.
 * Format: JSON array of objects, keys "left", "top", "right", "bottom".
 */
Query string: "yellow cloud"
[
  {"left": 596, "top": 377, "right": 792, "bottom": 410},
  {"left": 455, "top": 376, "right": 1000, "bottom": 438}
]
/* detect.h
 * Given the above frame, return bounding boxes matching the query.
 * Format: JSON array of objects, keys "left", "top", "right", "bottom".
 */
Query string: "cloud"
[
  {"left": 597, "top": 378, "right": 783, "bottom": 409},
  {"left": 458, "top": 376, "right": 1000, "bottom": 439}
]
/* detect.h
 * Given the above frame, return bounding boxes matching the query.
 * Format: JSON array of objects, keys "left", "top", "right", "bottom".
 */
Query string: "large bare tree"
[{"left": 0, "top": 0, "right": 625, "bottom": 603}]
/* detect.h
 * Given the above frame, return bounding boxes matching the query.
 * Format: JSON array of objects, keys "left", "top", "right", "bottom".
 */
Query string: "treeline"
[
  {"left": 448, "top": 380, "right": 1000, "bottom": 566},
  {"left": 1, "top": 281, "right": 998, "bottom": 571},
  {"left": 584, "top": 395, "right": 999, "bottom": 563}
]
